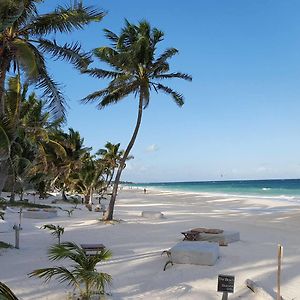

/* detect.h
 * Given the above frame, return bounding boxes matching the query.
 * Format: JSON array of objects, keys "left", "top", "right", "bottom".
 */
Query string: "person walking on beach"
[{"left": 144, "top": 188, "right": 147, "bottom": 194}]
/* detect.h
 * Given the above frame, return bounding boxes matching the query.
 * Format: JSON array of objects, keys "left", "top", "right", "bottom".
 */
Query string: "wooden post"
[
  {"left": 13, "top": 224, "right": 20, "bottom": 249},
  {"left": 277, "top": 244, "right": 283, "bottom": 300},
  {"left": 222, "top": 291, "right": 228, "bottom": 300}
]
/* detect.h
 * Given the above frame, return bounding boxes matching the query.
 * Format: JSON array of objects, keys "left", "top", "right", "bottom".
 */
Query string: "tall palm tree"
[
  {"left": 29, "top": 242, "right": 112, "bottom": 300},
  {"left": 0, "top": 0, "right": 105, "bottom": 118},
  {"left": 82, "top": 20, "right": 192, "bottom": 220}
]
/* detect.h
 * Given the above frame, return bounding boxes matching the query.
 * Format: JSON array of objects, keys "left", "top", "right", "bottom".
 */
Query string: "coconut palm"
[
  {"left": 0, "top": 0, "right": 105, "bottom": 118},
  {"left": 29, "top": 242, "right": 112, "bottom": 300},
  {"left": 96, "top": 142, "right": 133, "bottom": 198},
  {"left": 82, "top": 20, "right": 192, "bottom": 220},
  {"left": 69, "top": 153, "right": 105, "bottom": 204}
]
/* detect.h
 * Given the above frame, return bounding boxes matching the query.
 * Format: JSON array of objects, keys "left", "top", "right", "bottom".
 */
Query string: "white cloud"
[{"left": 146, "top": 144, "right": 159, "bottom": 153}]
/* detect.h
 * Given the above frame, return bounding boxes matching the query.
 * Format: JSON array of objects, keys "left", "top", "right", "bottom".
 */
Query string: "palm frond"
[
  {"left": 155, "top": 72, "right": 192, "bottom": 81},
  {"left": 155, "top": 48, "right": 178, "bottom": 64},
  {"left": 26, "top": 43, "right": 66, "bottom": 119},
  {"left": 25, "top": 5, "right": 105, "bottom": 35},
  {"left": 98, "top": 82, "right": 139, "bottom": 108},
  {"left": 154, "top": 83, "right": 185, "bottom": 106},
  {"left": 0, "top": 281, "right": 19, "bottom": 300},
  {"left": 38, "top": 39, "right": 91, "bottom": 70},
  {"left": 13, "top": 39, "right": 39, "bottom": 80},
  {"left": 81, "top": 90, "right": 109, "bottom": 104},
  {"left": 36, "top": 70, "right": 66, "bottom": 119},
  {"left": 81, "top": 68, "right": 121, "bottom": 79},
  {"left": 28, "top": 266, "right": 78, "bottom": 287}
]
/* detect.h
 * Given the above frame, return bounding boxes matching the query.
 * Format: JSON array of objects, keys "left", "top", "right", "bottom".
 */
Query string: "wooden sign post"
[
  {"left": 217, "top": 274, "right": 235, "bottom": 299},
  {"left": 277, "top": 244, "right": 283, "bottom": 300}
]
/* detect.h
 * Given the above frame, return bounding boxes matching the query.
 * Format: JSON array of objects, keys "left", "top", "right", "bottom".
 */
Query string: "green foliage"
[
  {"left": 0, "top": 241, "right": 13, "bottom": 249},
  {"left": 29, "top": 242, "right": 112, "bottom": 299},
  {"left": 61, "top": 208, "right": 74, "bottom": 217},
  {"left": 41, "top": 224, "right": 64, "bottom": 245},
  {"left": 0, "top": 281, "right": 19, "bottom": 300},
  {"left": 0, "top": 0, "right": 105, "bottom": 118}
]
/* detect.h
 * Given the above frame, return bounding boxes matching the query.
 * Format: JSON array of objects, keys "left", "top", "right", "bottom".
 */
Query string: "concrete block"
[
  {"left": 170, "top": 241, "right": 219, "bottom": 266},
  {"left": 23, "top": 209, "right": 57, "bottom": 219},
  {"left": 141, "top": 211, "right": 164, "bottom": 219}
]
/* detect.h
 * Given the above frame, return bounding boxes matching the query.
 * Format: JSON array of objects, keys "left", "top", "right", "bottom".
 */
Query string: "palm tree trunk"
[
  {"left": 61, "top": 188, "right": 68, "bottom": 201},
  {"left": 0, "top": 161, "right": 9, "bottom": 195},
  {"left": 89, "top": 188, "right": 93, "bottom": 205},
  {"left": 0, "top": 56, "right": 9, "bottom": 117},
  {"left": 103, "top": 94, "right": 144, "bottom": 221}
]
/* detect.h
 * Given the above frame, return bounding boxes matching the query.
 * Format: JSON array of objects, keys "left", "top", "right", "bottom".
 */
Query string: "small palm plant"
[
  {"left": 29, "top": 242, "right": 112, "bottom": 300},
  {"left": 41, "top": 224, "right": 64, "bottom": 245}
]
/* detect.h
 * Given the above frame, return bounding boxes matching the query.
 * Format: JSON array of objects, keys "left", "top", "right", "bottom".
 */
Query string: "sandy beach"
[{"left": 1, "top": 189, "right": 300, "bottom": 300}]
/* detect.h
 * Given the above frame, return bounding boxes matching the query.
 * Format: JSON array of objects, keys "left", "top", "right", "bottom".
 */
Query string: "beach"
[{"left": 1, "top": 188, "right": 300, "bottom": 300}]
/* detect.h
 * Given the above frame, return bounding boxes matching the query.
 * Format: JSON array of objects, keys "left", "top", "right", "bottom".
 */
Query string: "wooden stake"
[{"left": 277, "top": 244, "right": 283, "bottom": 300}]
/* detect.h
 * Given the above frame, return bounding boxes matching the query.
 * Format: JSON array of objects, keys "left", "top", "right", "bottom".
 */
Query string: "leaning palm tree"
[
  {"left": 0, "top": 0, "right": 105, "bottom": 118},
  {"left": 29, "top": 242, "right": 112, "bottom": 300},
  {"left": 82, "top": 20, "right": 192, "bottom": 220}
]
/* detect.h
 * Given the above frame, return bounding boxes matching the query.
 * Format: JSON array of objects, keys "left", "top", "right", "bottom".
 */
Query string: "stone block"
[
  {"left": 141, "top": 211, "right": 164, "bottom": 219},
  {"left": 170, "top": 241, "right": 219, "bottom": 266},
  {"left": 23, "top": 209, "right": 57, "bottom": 219}
]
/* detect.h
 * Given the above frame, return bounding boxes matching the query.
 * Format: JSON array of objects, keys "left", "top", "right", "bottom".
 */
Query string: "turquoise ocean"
[{"left": 131, "top": 179, "right": 300, "bottom": 200}]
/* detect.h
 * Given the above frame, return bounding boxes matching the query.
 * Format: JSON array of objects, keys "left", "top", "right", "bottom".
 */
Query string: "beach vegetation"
[
  {"left": 41, "top": 224, "right": 64, "bottom": 245},
  {"left": 0, "top": 241, "right": 13, "bottom": 249},
  {"left": 0, "top": 1, "right": 105, "bottom": 195},
  {"left": 29, "top": 242, "right": 112, "bottom": 300},
  {"left": 82, "top": 20, "right": 192, "bottom": 220}
]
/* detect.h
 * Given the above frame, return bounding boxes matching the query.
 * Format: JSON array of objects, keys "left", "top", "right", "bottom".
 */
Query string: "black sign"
[{"left": 217, "top": 274, "right": 235, "bottom": 293}]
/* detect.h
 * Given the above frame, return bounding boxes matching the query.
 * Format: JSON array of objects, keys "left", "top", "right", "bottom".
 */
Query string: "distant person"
[{"left": 144, "top": 188, "right": 147, "bottom": 194}]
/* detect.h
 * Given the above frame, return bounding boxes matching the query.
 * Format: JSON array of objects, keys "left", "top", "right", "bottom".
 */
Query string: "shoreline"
[{"left": 125, "top": 185, "right": 300, "bottom": 203}]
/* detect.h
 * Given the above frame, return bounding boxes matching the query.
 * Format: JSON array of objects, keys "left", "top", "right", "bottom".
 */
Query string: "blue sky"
[{"left": 39, "top": 0, "right": 300, "bottom": 182}]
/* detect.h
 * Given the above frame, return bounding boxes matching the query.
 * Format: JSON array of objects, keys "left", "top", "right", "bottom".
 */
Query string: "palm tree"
[
  {"left": 96, "top": 142, "right": 133, "bottom": 198},
  {"left": 0, "top": 1, "right": 104, "bottom": 195},
  {"left": 29, "top": 242, "right": 112, "bottom": 300},
  {"left": 0, "top": 0, "right": 105, "bottom": 118},
  {"left": 41, "top": 224, "right": 64, "bottom": 245},
  {"left": 82, "top": 20, "right": 192, "bottom": 220},
  {"left": 69, "top": 153, "right": 105, "bottom": 204}
]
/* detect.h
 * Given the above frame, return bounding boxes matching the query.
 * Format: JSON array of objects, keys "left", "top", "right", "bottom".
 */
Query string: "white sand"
[{"left": 1, "top": 189, "right": 300, "bottom": 300}]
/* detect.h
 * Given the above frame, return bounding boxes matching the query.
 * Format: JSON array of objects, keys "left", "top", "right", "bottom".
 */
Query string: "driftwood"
[{"left": 245, "top": 279, "right": 284, "bottom": 300}]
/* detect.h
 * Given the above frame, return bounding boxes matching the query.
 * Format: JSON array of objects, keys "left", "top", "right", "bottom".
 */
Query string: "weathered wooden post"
[
  {"left": 217, "top": 274, "right": 235, "bottom": 299},
  {"left": 277, "top": 244, "right": 283, "bottom": 300},
  {"left": 13, "top": 224, "right": 21, "bottom": 249},
  {"left": 19, "top": 208, "right": 22, "bottom": 228}
]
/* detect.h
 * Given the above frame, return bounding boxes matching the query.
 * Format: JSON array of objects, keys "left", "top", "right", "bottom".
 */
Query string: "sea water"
[{"left": 131, "top": 179, "right": 300, "bottom": 200}]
